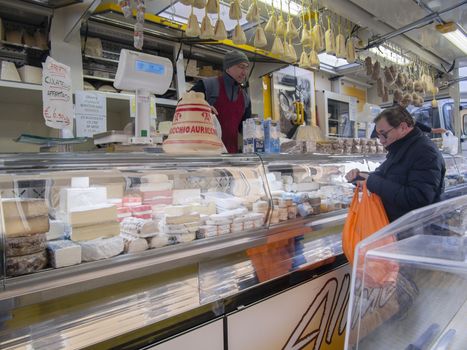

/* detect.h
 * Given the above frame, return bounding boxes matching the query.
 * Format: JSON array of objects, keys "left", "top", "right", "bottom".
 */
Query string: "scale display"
[{"left": 135, "top": 60, "right": 165, "bottom": 75}]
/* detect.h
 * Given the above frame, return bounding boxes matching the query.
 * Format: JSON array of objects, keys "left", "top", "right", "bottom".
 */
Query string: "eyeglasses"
[{"left": 376, "top": 127, "right": 396, "bottom": 139}]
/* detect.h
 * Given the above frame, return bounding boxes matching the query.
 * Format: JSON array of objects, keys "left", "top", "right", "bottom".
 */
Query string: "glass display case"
[
  {"left": 0, "top": 153, "right": 270, "bottom": 280},
  {"left": 0, "top": 152, "right": 466, "bottom": 349},
  {"left": 0, "top": 152, "right": 366, "bottom": 349},
  {"left": 345, "top": 194, "right": 467, "bottom": 350}
]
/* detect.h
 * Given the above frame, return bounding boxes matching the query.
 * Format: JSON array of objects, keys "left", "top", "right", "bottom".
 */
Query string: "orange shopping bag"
[{"left": 342, "top": 181, "right": 398, "bottom": 287}]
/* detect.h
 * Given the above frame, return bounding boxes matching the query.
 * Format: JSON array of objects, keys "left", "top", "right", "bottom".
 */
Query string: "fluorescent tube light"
[
  {"left": 369, "top": 46, "right": 410, "bottom": 65},
  {"left": 443, "top": 29, "right": 467, "bottom": 55},
  {"left": 436, "top": 22, "right": 467, "bottom": 55}
]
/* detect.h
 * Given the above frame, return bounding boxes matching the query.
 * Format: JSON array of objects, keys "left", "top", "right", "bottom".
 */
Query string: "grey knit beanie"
[{"left": 223, "top": 50, "right": 249, "bottom": 70}]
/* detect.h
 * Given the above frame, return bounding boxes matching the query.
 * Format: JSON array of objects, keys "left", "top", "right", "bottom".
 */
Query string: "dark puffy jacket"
[{"left": 367, "top": 127, "right": 446, "bottom": 222}]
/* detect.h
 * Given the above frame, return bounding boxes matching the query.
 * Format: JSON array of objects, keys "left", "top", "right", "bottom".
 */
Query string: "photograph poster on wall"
[{"left": 272, "top": 66, "right": 315, "bottom": 138}]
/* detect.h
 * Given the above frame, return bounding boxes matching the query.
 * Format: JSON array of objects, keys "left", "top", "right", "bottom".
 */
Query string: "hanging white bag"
[{"left": 442, "top": 131, "right": 458, "bottom": 155}]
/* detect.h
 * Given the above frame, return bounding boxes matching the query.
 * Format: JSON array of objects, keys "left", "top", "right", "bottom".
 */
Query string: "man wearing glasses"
[
  {"left": 346, "top": 105, "right": 446, "bottom": 222},
  {"left": 191, "top": 50, "right": 251, "bottom": 153}
]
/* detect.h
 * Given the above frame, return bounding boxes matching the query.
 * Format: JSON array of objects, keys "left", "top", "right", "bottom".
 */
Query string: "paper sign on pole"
[
  {"left": 75, "top": 91, "right": 107, "bottom": 138},
  {"left": 42, "top": 56, "right": 74, "bottom": 129}
]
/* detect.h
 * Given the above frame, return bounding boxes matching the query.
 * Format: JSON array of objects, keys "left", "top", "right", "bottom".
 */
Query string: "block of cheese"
[
  {"left": 140, "top": 174, "right": 169, "bottom": 183},
  {"left": 291, "top": 182, "right": 320, "bottom": 192},
  {"left": 2, "top": 216, "right": 50, "bottom": 237},
  {"left": 34, "top": 29, "right": 48, "bottom": 50},
  {"left": 130, "top": 205, "right": 152, "bottom": 219},
  {"left": 59, "top": 187, "right": 107, "bottom": 213},
  {"left": 1, "top": 61, "right": 21, "bottom": 82},
  {"left": 139, "top": 182, "right": 173, "bottom": 192},
  {"left": 67, "top": 221, "right": 120, "bottom": 241},
  {"left": 117, "top": 206, "right": 132, "bottom": 222},
  {"left": 80, "top": 236, "right": 124, "bottom": 262},
  {"left": 122, "top": 195, "right": 142, "bottom": 207},
  {"left": 62, "top": 204, "right": 117, "bottom": 227},
  {"left": 46, "top": 219, "right": 65, "bottom": 240},
  {"left": 147, "top": 234, "right": 171, "bottom": 248},
  {"left": 23, "top": 32, "right": 35, "bottom": 46},
  {"left": 18, "top": 65, "right": 42, "bottom": 84},
  {"left": 71, "top": 176, "right": 89, "bottom": 188},
  {"left": 163, "top": 91, "right": 223, "bottom": 154},
  {"left": 1, "top": 198, "right": 48, "bottom": 219},
  {"left": 143, "top": 197, "right": 173, "bottom": 206},
  {"left": 47, "top": 240, "right": 82, "bottom": 268},
  {"left": 191, "top": 202, "right": 216, "bottom": 215},
  {"left": 172, "top": 189, "right": 201, "bottom": 205},
  {"left": 142, "top": 189, "right": 172, "bottom": 201},
  {"left": 6, "top": 250, "right": 47, "bottom": 277},
  {"left": 5, "top": 30, "right": 22, "bottom": 44},
  {"left": 167, "top": 232, "right": 196, "bottom": 243},
  {"left": 120, "top": 217, "right": 159, "bottom": 237},
  {"left": 163, "top": 205, "right": 191, "bottom": 216},
  {"left": 6, "top": 232, "right": 47, "bottom": 257},
  {"left": 121, "top": 233, "right": 149, "bottom": 253},
  {"left": 165, "top": 213, "right": 200, "bottom": 225}
]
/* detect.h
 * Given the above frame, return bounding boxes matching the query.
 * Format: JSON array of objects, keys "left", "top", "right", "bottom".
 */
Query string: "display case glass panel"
[
  {"left": 346, "top": 194, "right": 467, "bottom": 350},
  {"left": 0, "top": 153, "right": 269, "bottom": 280},
  {"left": 259, "top": 154, "right": 373, "bottom": 223}
]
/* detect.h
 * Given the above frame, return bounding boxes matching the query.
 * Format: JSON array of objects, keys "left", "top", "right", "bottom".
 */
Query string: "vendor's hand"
[
  {"left": 431, "top": 128, "right": 447, "bottom": 134},
  {"left": 210, "top": 105, "right": 219, "bottom": 116}
]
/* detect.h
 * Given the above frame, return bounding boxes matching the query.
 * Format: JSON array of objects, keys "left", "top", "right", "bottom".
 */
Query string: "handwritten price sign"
[{"left": 42, "top": 56, "right": 73, "bottom": 129}]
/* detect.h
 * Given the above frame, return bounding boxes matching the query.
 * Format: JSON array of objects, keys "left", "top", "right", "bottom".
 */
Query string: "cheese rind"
[
  {"left": 47, "top": 240, "right": 82, "bottom": 268},
  {"left": 6, "top": 251, "right": 47, "bottom": 277},
  {"left": 121, "top": 233, "right": 149, "bottom": 253},
  {"left": 120, "top": 217, "right": 159, "bottom": 237},
  {"left": 6, "top": 232, "right": 47, "bottom": 257},
  {"left": 147, "top": 234, "right": 171, "bottom": 248}
]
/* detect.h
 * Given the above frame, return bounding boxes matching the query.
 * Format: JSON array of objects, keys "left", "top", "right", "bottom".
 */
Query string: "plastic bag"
[
  {"left": 342, "top": 181, "right": 398, "bottom": 287},
  {"left": 442, "top": 131, "right": 458, "bottom": 155}
]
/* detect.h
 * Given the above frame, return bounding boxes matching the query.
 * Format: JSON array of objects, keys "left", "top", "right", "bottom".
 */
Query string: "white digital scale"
[{"left": 97, "top": 49, "right": 173, "bottom": 145}]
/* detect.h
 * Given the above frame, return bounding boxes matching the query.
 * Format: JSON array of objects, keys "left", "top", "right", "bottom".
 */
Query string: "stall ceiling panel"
[{"left": 349, "top": 0, "right": 466, "bottom": 63}]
